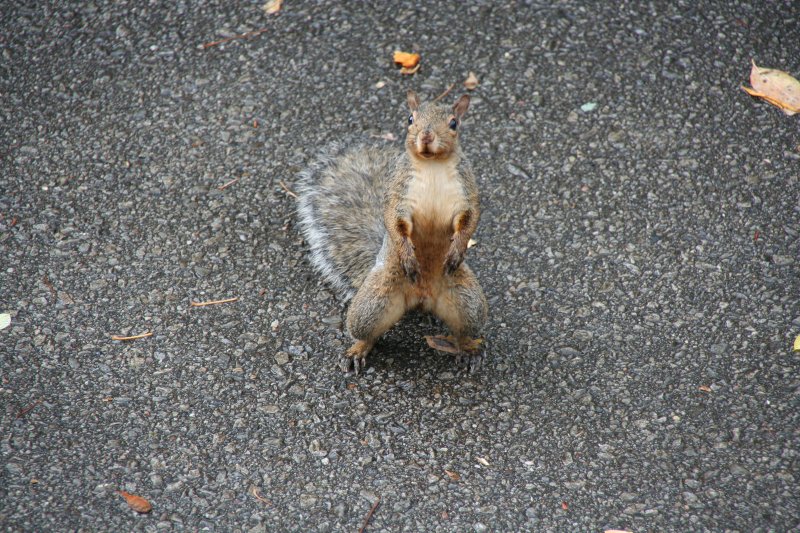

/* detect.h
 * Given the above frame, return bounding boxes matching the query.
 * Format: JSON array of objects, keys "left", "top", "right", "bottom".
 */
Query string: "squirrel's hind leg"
[
  {"left": 432, "top": 264, "right": 488, "bottom": 372},
  {"left": 343, "top": 267, "right": 407, "bottom": 374}
]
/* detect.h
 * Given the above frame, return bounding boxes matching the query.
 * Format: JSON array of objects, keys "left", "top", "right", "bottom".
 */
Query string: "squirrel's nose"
[{"left": 420, "top": 131, "right": 434, "bottom": 144}]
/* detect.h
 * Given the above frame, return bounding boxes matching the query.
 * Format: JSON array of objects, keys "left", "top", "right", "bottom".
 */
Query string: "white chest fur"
[{"left": 406, "top": 160, "right": 466, "bottom": 229}]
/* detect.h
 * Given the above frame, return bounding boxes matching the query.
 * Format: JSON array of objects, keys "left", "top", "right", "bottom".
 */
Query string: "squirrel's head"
[{"left": 405, "top": 90, "right": 470, "bottom": 161}]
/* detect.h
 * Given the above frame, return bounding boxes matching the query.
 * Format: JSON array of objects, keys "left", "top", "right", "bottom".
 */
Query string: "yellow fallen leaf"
[
  {"left": 467, "top": 238, "right": 477, "bottom": 248},
  {"left": 794, "top": 334, "right": 800, "bottom": 352},
  {"left": 742, "top": 59, "right": 800, "bottom": 115},
  {"left": 393, "top": 51, "right": 420, "bottom": 69},
  {"left": 464, "top": 71, "right": 479, "bottom": 90},
  {"left": 262, "top": 0, "right": 282, "bottom": 14}
]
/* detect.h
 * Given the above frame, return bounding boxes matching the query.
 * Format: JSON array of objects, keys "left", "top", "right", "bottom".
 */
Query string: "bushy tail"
[{"left": 296, "top": 142, "right": 397, "bottom": 300}]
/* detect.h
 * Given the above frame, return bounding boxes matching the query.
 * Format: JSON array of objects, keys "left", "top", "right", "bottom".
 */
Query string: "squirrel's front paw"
[
  {"left": 401, "top": 256, "right": 420, "bottom": 281},
  {"left": 399, "top": 241, "right": 420, "bottom": 281},
  {"left": 444, "top": 245, "right": 465, "bottom": 275}
]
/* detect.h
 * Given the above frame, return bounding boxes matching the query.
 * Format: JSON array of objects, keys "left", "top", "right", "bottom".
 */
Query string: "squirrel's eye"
[
  {"left": 449, "top": 118, "right": 458, "bottom": 130},
  {"left": 408, "top": 114, "right": 414, "bottom": 125}
]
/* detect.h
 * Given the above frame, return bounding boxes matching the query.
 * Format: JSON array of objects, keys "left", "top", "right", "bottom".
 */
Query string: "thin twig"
[
  {"left": 432, "top": 82, "right": 456, "bottom": 103},
  {"left": 359, "top": 495, "right": 381, "bottom": 533},
  {"left": 202, "top": 28, "right": 268, "bottom": 49},
  {"left": 217, "top": 178, "right": 239, "bottom": 191},
  {"left": 190, "top": 297, "right": 239, "bottom": 307},
  {"left": 279, "top": 180, "right": 297, "bottom": 199},
  {"left": 111, "top": 331, "right": 153, "bottom": 341},
  {"left": 16, "top": 398, "right": 42, "bottom": 419}
]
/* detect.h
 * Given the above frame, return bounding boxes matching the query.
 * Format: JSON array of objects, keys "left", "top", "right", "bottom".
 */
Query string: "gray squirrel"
[{"left": 296, "top": 90, "right": 487, "bottom": 373}]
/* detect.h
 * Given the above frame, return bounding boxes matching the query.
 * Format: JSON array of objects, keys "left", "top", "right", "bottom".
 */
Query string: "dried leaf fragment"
[
  {"left": 476, "top": 456, "right": 490, "bottom": 466},
  {"left": 561, "top": 501, "right": 569, "bottom": 511},
  {"left": 464, "top": 71, "right": 479, "bottom": 90},
  {"left": 605, "top": 530, "right": 633, "bottom": 533},
  {"left": 742, "top": 59, "right": 800, "bottom": 115},
  {"left": 698, "top": 385, "right": 712, "bottom": 393},
  {"left": 444, "top": 469, "right": 461, "bottom": 481},
  {"left": 425, "top": 334, "right": 483, "bottom": 354},
  {"left": 117, "top": 491, "right": 152, "bottom": 513},
  {"left": 793, "top": 335, "right": 800, "bottom": 352},
  {"left": 393, "top": 51, "right": 420, "bottom": 69},
  {"left": 249, "top": 485, "right": 271, "bottom": 505},
  {"left": 400, "top": 64, "right": 420, "bottom": 75},
  {"left": 262, "top": 0, "right": 282, "bottom": 14},
  {"left": 0, "top": 312, "right": 10, "bottom": 331}
]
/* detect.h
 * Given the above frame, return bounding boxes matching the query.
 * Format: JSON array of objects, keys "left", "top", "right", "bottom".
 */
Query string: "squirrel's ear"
[
  {"left": 407, "top": 90, "right": 421, "bottom": 111},
  {"left": 453, "top": 94, "right": 470, "bottom": 120}
]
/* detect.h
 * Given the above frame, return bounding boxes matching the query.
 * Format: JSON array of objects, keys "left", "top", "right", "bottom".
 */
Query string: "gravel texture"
[{"left": 1, "top": 1, "right": 799, "bottom": 531}]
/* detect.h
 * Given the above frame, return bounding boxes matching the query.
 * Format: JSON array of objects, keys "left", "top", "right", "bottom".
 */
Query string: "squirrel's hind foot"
[
  {"left": 455, "top": 350, "right": 483, "bottom": 373},
  {"left": 341, "top": 340, "right": 373, "bottom": 374}
]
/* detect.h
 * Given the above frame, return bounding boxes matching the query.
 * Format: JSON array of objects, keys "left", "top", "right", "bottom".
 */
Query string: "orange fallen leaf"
[
  {"left": 464, "top": 71, "right": 479, "bottom": 90},
  {"left": 444, "top": 469, "right": 461, "bottom": 481},
  {"left": 117, "top": 491, "right": 152, "bottom": 513},
  {"left": 742, "top": 59, "right": 800, "bottom": 116},
  {"left": 698, "top": 385, "right": 712, "bottom": 393},
  {"left": 393, "top": 51, "right": 420, "bottom": 69},
  {"left": 561, "top": 501, "right": 569, "bottom": 511}
]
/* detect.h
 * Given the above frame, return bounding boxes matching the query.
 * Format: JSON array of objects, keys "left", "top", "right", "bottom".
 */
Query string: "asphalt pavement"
[{"left": 1, "top": 1, "right": 799, "bottom": 531}]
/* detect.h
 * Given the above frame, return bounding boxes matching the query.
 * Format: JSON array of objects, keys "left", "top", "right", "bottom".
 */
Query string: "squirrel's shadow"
[{"left": 355, "top": 310, "right": 477, "bottom": 375}]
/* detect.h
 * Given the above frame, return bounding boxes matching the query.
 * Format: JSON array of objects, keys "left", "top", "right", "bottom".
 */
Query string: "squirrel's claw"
[
  {"left": 342, "top": 340, "right": 371, "bottom": 374},
  {"left": 454, "top": 339, "right": 484, "bottom": 373},
  {"left": 340, "top": 354, "right": 365, "bottom": 374}
]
